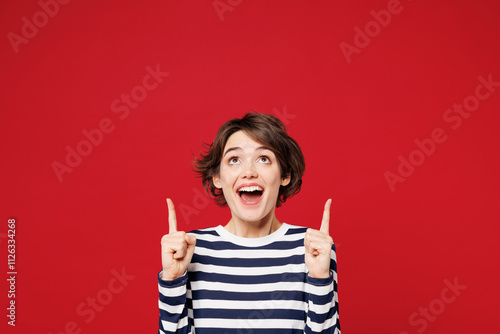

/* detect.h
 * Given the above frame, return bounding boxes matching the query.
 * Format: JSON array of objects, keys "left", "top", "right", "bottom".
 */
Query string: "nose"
[{"left": 241, "top": 161, "right": 258, "bottom": 179}]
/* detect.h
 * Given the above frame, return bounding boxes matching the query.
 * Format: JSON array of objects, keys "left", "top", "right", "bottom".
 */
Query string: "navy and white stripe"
[{"left": 158, "top": 223, "right": 340, "bottom": 334}]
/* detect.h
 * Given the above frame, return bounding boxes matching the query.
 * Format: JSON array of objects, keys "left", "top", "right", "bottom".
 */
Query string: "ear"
[
  {"left": 212, "top": 174, "right": 222, "bottom": 189},
  {"left": 281, "top": 174, "right": 291, "bottom": 187}
]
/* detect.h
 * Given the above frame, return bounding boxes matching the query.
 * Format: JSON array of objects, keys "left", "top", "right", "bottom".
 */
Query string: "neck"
[{"left": 225, "top": 209, "right": 282, "bottom": 238}]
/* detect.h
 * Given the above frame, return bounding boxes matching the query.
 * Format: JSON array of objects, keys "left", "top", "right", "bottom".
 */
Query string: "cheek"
[
  {"left": 264, "top": 169, "right": 283, "bottom": 192},
  {"left": 219, "top": 168, "right": 236, "bottom": 187}
]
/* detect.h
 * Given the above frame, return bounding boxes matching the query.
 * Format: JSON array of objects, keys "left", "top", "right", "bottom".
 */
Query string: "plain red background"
[{"left": 1, "top": 0, "right": 499, "bottom": 333}]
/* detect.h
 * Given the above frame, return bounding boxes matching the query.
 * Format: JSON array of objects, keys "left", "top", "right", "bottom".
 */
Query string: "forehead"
[{"left": 224, "top": 131, "right": 274, "bottom": 154}]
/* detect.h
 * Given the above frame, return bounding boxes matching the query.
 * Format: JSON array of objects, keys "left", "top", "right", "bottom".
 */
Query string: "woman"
[{"left": 158, "top": 112, "right": 340, "bottom": 333}]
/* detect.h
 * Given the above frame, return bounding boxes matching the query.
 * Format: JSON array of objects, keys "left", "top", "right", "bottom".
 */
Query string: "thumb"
[
  {"left": 320, "top": 198, "right": 331, "bottom": 234},
  {"left": 185, "top": 234, "right": 196, "bottom": 260},
  {"left": 185, "top": 234, "right": 196, "bottom": 246}
]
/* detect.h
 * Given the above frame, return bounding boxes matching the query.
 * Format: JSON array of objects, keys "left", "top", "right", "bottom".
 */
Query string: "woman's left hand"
[{"left": 304, "top": 199, "right": 333, "bottom": 278}]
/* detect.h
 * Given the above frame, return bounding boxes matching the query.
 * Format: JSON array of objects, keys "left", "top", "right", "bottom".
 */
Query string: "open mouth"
[{"left": 237, "top": 186, "right": 264, "bottom": 204}]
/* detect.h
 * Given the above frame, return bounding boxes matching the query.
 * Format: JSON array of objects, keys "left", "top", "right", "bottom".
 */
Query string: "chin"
[{"left": 238, "top": 206, "right": 274, "bottom": 222}]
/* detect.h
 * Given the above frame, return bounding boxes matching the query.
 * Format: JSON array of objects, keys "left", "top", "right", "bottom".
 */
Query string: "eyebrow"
[{"left": 223, "top": 146, "right": 271, "bottom": 157}]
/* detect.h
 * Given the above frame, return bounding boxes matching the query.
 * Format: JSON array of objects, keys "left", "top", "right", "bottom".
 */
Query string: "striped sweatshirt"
[{"left": 158, "top": 223, "right": 340, "bottom": 334}]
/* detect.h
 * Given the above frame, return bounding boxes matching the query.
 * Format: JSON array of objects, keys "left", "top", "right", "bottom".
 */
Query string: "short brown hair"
[{"left": 192, "top": 112, "right": 305, "bottom": 207}]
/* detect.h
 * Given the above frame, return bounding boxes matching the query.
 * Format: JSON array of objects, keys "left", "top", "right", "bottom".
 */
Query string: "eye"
[
  {"left": 228, "top": 156, "right": 239, "bottom": 164},
  {"left": 259, "top": 156, "right": 271, "bottom": 163}
]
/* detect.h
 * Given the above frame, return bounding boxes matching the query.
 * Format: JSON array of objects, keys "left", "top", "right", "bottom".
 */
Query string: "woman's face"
[{"left": 213, "top": 130, "right": 290, "bottom": 223}]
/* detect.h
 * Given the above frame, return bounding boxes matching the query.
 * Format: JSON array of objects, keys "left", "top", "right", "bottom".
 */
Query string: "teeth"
[{"left": 238, "top": 186, "right": 263, "bottom": 192}]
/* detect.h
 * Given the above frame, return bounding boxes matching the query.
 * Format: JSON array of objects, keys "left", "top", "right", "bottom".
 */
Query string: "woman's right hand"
[{"left": 160, "top": 198, "right": 196, "bottom": 281}]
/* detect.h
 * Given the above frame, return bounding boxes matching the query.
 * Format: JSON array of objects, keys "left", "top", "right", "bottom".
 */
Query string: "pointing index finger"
[
  {"left": 166, "top": 198, "right": 177, "bottom": 233},
  {"left": 320, "top": 198, "right": 331, "bottom": 234}
]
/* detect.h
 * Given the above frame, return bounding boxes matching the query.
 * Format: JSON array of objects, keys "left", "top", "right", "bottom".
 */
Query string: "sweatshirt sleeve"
[
  {"left": 304, "top": 243, "right": 341, "bottom": 334},
  {"left": 158, "top": 271, "right": 194, "bottom": 334}
]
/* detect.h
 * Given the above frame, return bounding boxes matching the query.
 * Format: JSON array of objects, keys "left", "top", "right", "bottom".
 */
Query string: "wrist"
[
  {"left": 161, "top": 271, "right": 176, "bottom": 281},
  {"left": 308, "top": 271, "right": 331, "bottom": 279},
  {"left": 159, "top": 269, "right": 186, "bottom": 281}
]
